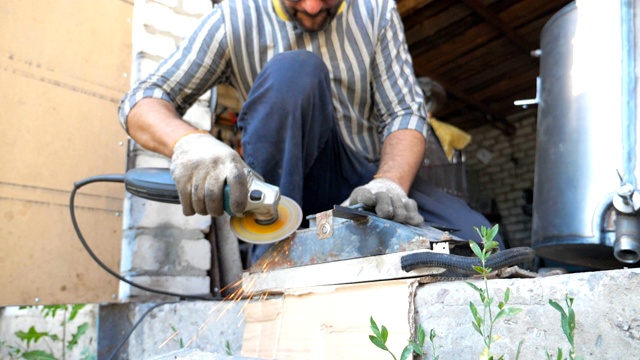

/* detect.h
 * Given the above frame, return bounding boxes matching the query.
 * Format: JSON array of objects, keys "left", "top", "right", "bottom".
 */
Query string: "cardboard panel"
[
  {"left": 241, "top": 280, "right": 413, "bottom": 359},
  {"left": 0, "top": 0, "right": 132, "bottom": 305}
]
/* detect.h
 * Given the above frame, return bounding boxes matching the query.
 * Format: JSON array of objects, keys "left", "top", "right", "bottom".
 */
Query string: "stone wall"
[
  {"left": 465, "top": 110, "right": 538, "bottom": 248},
  {"left": 120, "top": 0, "right": 215, "bottom": 301}
]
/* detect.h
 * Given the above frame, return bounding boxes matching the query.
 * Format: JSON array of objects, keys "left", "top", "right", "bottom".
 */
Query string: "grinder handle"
[{"left": 124, "top": 167, "right": 233, "bottom": 214}]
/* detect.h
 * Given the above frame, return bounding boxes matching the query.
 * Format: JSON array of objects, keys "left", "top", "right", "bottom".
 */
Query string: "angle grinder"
[{"left": 123, "top": 168, "right": 302, "bottom": 244}]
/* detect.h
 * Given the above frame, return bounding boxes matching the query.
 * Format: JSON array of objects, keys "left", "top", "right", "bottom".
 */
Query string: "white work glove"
[
  {"left": 343, "top": 178, "right": 424, "bottom": 226},
  {"left": 170, "top": 132, "right": 248, "bottom": 217}
]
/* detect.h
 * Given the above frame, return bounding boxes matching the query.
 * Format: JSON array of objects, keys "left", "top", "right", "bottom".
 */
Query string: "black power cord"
[
  {"left": 70, "top": 174, "right": 219, "bottom": 300},
  {"left": 70, "top": 175, "right": 225, "bottom": 359}
]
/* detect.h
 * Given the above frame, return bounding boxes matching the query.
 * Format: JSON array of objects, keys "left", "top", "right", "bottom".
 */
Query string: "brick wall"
[
  {"left": 464, "top": 110, "right": 538, "bottom": 248},
  {"left": 120, "top": 0, "right": 214, "bottom": 301}
]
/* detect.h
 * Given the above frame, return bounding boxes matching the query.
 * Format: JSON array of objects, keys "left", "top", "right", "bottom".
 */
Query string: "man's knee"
[{"left": 261, "top": 50, "right": 330, "bottom": 97}]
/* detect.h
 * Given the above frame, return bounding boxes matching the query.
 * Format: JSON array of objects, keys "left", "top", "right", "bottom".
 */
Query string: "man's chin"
[{"left": 294, "top": 14, "right": 332, "bottom": 32}]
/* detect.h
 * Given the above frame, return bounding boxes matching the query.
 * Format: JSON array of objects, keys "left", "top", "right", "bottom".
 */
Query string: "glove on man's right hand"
[
  {"left": 170, "top": 132, "right": 248, "bottom": 217},
  {"left": 343, "top": 178, "right": 424, "bottom": 226}
]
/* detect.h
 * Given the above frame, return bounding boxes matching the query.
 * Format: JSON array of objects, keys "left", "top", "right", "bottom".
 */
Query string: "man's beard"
[{"left": 290, "top": 7, "right": 339, "bottom": 32}]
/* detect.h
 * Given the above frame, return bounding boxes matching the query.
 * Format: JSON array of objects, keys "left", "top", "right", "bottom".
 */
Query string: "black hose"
[{"left": 400, "top": 247, "right": 536, "bottom": 275}]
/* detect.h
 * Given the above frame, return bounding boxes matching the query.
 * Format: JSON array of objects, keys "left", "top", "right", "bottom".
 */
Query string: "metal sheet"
[{"left": 249, "top": 206, "right": 464, "bottom": 274}]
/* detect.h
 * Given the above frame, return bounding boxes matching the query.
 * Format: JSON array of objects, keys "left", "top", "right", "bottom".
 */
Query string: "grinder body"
[{"left": 123, "top": 167, "right": 302, "bottom": 243}]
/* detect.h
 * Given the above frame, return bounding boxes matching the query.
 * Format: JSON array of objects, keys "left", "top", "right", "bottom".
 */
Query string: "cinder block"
[
  {"left": 125, "top": 195, "right": 211, "bottom": 232},
  {"left": 128, "top": 275, "right": 210, "bottom": 297},
  {"left": 183, "top": 102, "right": 212, "bottom": 130},
  {"left": 131, "top": 234, "right": 169, "bottom": 272},
  {"left": 133, "top": 153, "right": 171, "bottom": 168},
  {"left": 137, "top": 55, "right": 161, "bottom": 79},
  {"left": 151, "top": 0, "right": 179, "bottom": 9},
  {"left": 140, "top": 31, "right": 178, "bottom": 59},
  {"left": 180, "top": 0, "right": 213, "bottom": 16},
  {"left": 144, "top": 2, "right": 201, "bottom": 38},
  {"left": 178, "top": 239, "right": 211, "bottom": 272}
]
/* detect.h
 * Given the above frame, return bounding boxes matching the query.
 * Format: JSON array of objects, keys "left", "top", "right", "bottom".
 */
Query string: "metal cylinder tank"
[{"left": 532, "top": 0, "right": 640, "bottom": 269}]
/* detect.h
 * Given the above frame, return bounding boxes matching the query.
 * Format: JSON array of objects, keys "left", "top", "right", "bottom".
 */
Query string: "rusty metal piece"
[
  {"left": 249, "top": 206, "right": 466, "bottom": 274},
  {"left": 315, "top": 210, "right": 333, "bottom": 240}
]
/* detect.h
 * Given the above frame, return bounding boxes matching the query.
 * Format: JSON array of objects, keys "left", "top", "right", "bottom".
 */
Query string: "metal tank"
[{"left": 532, "top": 0, "right": 640, "bottom": 269}]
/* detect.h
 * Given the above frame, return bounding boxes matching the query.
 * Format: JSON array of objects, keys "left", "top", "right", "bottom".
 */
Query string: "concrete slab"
[{"left": 415, "top": 268, "right": 640, "bottom": 359}]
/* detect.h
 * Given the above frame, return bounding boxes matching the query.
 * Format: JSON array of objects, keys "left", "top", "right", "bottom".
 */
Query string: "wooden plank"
[{"left": 0, "top": 0, "right": 132, "bottom": 306}]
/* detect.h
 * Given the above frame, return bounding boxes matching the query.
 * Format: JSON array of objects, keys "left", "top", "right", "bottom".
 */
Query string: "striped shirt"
[{"left": 119, "top": 0, "right": 428, "bottom": 162}]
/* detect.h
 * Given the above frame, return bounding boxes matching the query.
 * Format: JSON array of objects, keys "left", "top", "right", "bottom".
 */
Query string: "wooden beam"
[
  {"left": 461, "top": 0, "right": 535, "bottom": 57},
  {"left": 422, "top": 73, "right": 517, "bottom": 136}
]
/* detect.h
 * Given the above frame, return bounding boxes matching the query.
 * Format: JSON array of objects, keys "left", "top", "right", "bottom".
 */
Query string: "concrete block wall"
[
  {"left": 465, "top": 110, "right": 538, "bottom": 248},
  {"left": 120, "top": 0, "right": 215, "bottom": 301}
]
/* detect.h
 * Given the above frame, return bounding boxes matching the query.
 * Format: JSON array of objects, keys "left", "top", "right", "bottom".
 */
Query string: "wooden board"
[{"left": 0, "top": 0, "right": 132, "bottom": 306}]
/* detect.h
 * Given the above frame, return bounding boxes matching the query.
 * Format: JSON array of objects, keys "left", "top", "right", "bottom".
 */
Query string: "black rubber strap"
[{"left": 400, "top": 247, "right": 536, "bottom": 275}]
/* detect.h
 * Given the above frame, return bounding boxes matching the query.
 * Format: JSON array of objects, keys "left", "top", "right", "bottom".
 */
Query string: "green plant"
[
  {"left": 169, "top": 324, "right": 184, "bottom": 348},
  {"left": 225, "top": 340, "right": 233, "bottom": 356},
  {"left": 428, "top": 328, "right": 439, "bottom": 360},
  {"left": 547, "top": 294, "right": 581, "bottom": 360},
  {"left": 368, "top": 316, "right": 426, "bottom": 360},
  {"left": 466, "top": 225, "right": 522, "bottom": 360},
  {"left": 0, "top": 304, "right": 94, "bottom": 360}
]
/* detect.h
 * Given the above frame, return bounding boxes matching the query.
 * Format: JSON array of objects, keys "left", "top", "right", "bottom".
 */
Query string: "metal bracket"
[{"left": 316, "top": 210, "right": 334, "bottom": 240}]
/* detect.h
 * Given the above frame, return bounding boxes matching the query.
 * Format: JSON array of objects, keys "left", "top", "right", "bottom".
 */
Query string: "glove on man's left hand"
[{"left": 343, "top": 178, "right": 424, "bottom": 226}]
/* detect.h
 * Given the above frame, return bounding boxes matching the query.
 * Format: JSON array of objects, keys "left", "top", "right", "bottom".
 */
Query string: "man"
[{"left": 119, "top": 0, "right": 498, "bottom": 261}]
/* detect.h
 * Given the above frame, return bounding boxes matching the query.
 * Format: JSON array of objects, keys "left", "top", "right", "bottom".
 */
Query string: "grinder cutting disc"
[{"left": 229, "top": 196, "right": 302, "bottom": 244}]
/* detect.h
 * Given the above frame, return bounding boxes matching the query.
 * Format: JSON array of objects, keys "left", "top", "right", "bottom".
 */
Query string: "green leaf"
[
  {"left": 225, "top": 340, "right": 233, "bottom": 356},
  {"left": 505, "top": 307, "right": 523, "bottom": 317},
  {"left": 484, "top": 241, "right": 498, "bottom": 253},
  {"left": 381, "top": 325, "right": 389, "bottom": 344},
  {"left": 504, "top": 288, "right": 511, "bottom": 304},
  {"left": 515, "top": 339, "right": 524, "bottom": 360},
  {"left": 469, "top": 301, "right": 479, "bottom": 319},
  {"left": 22, "top": 350, "right": 58, "bottom": 360},
  {"left": 429, "top": 328, "right": 436, "bottom": 343},
  {"left": 548, "top": 299, "right": 567, "bottom": 317},
  {"left": 498, "top": 301, "right": 505, "bottom": 310},
  {"left": 469, "top": 241, "right": 484, "bottom": 260},
  {"left": 472, "top": 265, "right": 486, "bottom": 275},
  {"left": 417, "top": 325, "right": 426, "bottom": 347},
  {"left": 66, "top": 322, "right": 89, "bottom": 351},
  {"left": 15, "top": 326, "right": 49, "bottom": 347},
  {"left": 472, "top": 321, "right": 483, "bottom": 336},
  {"left": 408, "top": 341, "right": 424, "bottom": 356},
  {"left": 556, "top": 348, "right": 563, "bottom": 360},
  {"left": 68, "top": 304, "right": 86, "bottom": 322},
  {"left": 41, "top": 305, "right": 67, "bottom": 319},
  {"left": 488, "top": 225, "right": 499, "bottom": 241},
  {"left": 561, "top": 316, "right": 571, "bottom": 342},
  {"left": 369, "top": 335, "right": 388, "bottom": 351},
  {"left": 400, "top": 345, "right": 414, "bottom": 360},
  {"left": 466, "top": 281, "right": 483, "bottom": 295},
  {"left": 370, "top": 317, "right": 381, "bottom": 339}
]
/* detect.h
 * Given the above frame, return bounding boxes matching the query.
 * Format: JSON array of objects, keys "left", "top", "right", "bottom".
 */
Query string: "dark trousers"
[{"left": 237, "top": 51, "right": 498, "bottom": 262}]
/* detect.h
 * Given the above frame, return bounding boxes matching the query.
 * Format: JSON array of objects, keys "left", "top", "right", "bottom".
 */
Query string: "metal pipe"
[{"left": 614, "top": 214, "right": 640, "bottom": 263}]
